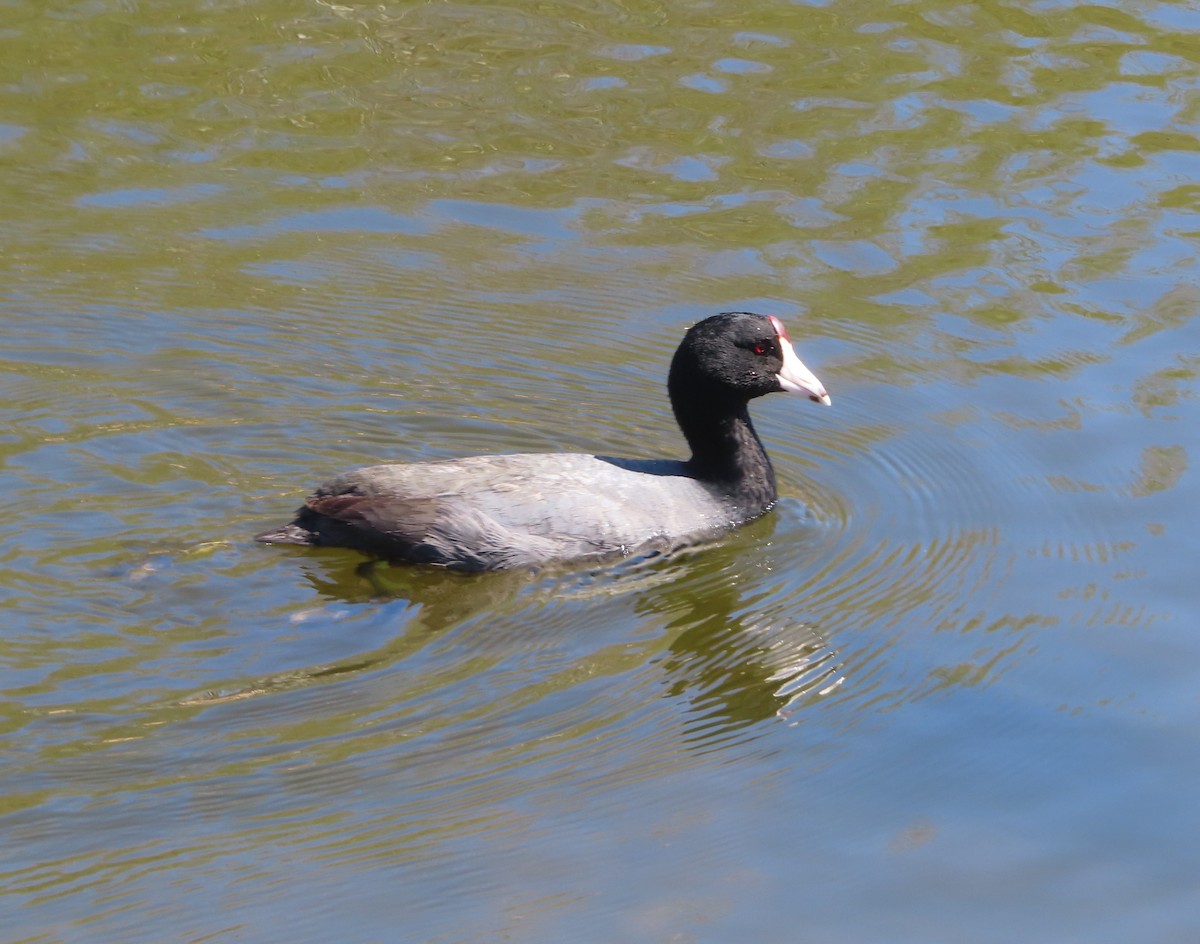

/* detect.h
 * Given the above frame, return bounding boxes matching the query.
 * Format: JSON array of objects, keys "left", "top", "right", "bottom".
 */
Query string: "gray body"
[{"left": 259, "top": 452, "right": 753, "bottom": 571}]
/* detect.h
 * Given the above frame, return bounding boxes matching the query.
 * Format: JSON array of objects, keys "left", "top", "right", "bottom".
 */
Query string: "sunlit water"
[{"left": 3, "top": 1, "right": 1199, "bottom": 941}]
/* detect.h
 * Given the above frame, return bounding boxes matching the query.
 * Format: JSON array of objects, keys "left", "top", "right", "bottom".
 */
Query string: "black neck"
[{"left": 672, "top": 391, "right": 778, "bottom": 515}]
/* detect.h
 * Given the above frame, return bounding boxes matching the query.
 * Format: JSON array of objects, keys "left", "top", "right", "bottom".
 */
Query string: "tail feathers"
[{"left": 254, "top": 522, "right": 318, "bottom": 545}]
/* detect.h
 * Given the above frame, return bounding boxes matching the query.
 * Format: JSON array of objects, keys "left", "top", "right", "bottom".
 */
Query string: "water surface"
[{"left": 3, "top": 1, "right": 1199, "bottom": 941}]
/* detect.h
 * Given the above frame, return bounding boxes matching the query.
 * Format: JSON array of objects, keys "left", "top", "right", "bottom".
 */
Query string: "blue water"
[{"left": 2, "top": 1, "right": 1200, "bottom": 940}]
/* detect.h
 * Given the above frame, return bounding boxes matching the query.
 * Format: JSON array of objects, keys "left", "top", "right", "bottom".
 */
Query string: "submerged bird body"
[{"left": 256, "top": 312, "right": 830, "bottom": 571}]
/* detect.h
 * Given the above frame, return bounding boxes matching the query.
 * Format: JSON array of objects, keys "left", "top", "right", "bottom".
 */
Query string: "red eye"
[{"left": 752, "top": 341, "right": 771, "bottom": 356}]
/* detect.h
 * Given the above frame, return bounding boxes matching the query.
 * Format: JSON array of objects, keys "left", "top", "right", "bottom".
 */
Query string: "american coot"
[{"left": 256, "top": 311, "right": 831, "bottom": 571}]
